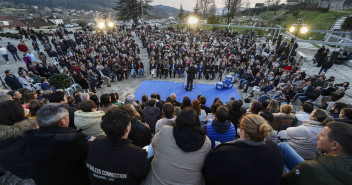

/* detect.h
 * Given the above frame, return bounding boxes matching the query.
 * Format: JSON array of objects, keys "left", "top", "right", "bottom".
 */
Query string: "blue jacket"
[{"left": 206, "top": 120, "right": 236, "bottom": 148}]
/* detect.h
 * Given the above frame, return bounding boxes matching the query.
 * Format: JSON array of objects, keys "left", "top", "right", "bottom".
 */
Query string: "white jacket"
[
  {"left": 74, "top": 110, "right": 106, "bottom": 137},
  {"left": 295, "top": 111, "right": 310, "bottom": 125},
  {"left": 0, "top": 47, "right": 7, "bottom": 55},
  {"left": 18, "top": 76, "right": 34, "bottom": 90},
  {"left": 285, "top": 121, "right": 323, "bottom": 160}
]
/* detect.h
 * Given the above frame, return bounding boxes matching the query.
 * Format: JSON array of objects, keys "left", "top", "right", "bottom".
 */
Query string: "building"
[
  {"left": 286, "top": 0, "right": 299, "bottom": 5},
  {"left": 22, "top": 18, "right": 56, "bottom": 29},
  {"left": 47, "top": 15, "right": 64, "bottom": 25},
  {"left": 318, "top": 0, "right": 352, "bottom": 10},
  {"left": 255, "top": 3, "right": 265, "bottom": 8},
  {"left": 0, "top": 14, "right": 26, "bottom": 30}
]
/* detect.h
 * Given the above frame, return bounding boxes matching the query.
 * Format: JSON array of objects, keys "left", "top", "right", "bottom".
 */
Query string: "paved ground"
[{"left": 0, "top": 29, "right": 351, "bottom": 104}]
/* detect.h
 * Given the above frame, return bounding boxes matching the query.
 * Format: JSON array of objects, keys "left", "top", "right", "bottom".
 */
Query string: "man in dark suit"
[{"left": 186, "top": 62, "right": 197, "bottom": 91}]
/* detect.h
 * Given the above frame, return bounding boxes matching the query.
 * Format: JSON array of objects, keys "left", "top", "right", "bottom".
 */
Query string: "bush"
[
  {"left": 342, "top": 17, "right": 352, "bottom": 31},
  {"left": 49, "top": 74, "right": 73, "bottom": 90},
  {"left": 207, "top": 14, "right": 221, "bottom": 24}
]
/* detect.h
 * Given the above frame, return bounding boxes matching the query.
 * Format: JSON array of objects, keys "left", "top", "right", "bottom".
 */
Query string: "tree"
[
  {"left": 178, "top": 4, "right": 186, "bottom": 20},
  {"left": 77, "top": 21, "right": 88, "bottom": 28},
  {"left": 194, "top": 0, "right": 201, "bottom": 15},
  {"left": 114, "top": 0, "right": 152, "bottom": 25},
  {"left": 224, "top": 0, "right": 243, "bottom": 24},
  {"left": 342, "top": 17, "right": 352, "bottom": 31},
  {"left": 208, "top": 0, "right": 217, "bottom": 15},
  {"left": 207, "top": 14, "right": 221, "bottom": 24}
]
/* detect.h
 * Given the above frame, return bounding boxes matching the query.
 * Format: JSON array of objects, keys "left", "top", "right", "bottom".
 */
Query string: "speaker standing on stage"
[{"left": 186, "top": 62, "right": 197, "bottom": 91}]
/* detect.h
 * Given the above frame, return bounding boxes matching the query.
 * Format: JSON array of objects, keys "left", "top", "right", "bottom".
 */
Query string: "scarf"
[{"left": 173, "top": 127, "right": 205, "bottom": 153}]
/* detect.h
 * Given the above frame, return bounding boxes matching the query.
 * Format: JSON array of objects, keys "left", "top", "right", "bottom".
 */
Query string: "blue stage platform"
[{"left": 134, "top": 80, "right": 242, "bottom": 107}]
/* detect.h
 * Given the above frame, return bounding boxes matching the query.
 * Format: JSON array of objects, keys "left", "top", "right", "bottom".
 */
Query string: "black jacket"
[
  {"left": 128, "top": 120, "right": 152, "bottom": 148},
  {"left": 201, "top": 104, "right": 212, "bottom": 114},
  {"left": 5, "top": 75, "right": 22, "bottom": 90},
  {"left": 85, "top": 138, "right": 150, "bottom": 185},
  {"left": 0, "top": 119, "right": 37, "bottom": 179},
  {"left": 7, "top": 45, "right": 17, "bottom": 52},
  {"left": 203, "top": 140, "right": 283, "bottom": 185},
  {"left": 187, "top": 66, "right": 197, "bottom": 80},
  {"left": 26, "top": 126, "right": 90, "bottom": 185},
  {"left": 142, "top": 106, "right": 161, "bottom": 133}
]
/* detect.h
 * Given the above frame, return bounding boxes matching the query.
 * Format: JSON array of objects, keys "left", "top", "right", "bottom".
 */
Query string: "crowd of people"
[
  {"left": 2, "top": 25, "right": 144, "bottom": 93},
  {"left": 0, "top": 86, "right": 352, "bottom": 185},
  {"left": 0, "top": 23, "right": 351, "bottom": 185}
]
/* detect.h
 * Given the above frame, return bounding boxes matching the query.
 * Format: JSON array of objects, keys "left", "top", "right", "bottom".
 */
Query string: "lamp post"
[{"left": 288, "top": 21, "right": 309, "bottom": 58}]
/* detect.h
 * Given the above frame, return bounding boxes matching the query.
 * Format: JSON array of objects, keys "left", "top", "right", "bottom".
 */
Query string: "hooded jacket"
[
  {"left": 74, "top": 110, "right": 106, "bottom": 137},
  {"left": 204, "top": 120, "right": 236, "bottom": 148},
  {"left": 26, "top": 126, "right": 90, "bottom": 185},
  {"left": 281, "top": 155, "right": 352, "bottom": 185},
  {"left": 0, "top": 118, "right": 38, "bottom": 179}
]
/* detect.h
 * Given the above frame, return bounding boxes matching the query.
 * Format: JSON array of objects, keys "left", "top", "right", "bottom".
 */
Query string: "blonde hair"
[
  {"left": 240, "top": 114, "right": 273, "bottom": 142},
  {"left": 280, "top": 104, "right": 293, "bottom": 114},
  {"left": 127, "top": 104, "right": 140, "bottom": 120},
  {"left": 267, "top": 100, "right": 280, "bottom": 113}
]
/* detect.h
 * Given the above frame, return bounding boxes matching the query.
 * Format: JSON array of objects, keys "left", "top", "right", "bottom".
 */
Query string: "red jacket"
[{"left": 18, "top": 44, "right": 28, "bottom": 52}]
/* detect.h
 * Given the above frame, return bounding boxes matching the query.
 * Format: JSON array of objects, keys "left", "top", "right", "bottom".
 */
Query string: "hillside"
[
  {"left": 149, "top": 5, "right": 180, "bottom": 18},
  {"left": 258, "top": 10, "right": 352, "bottom": 40}
]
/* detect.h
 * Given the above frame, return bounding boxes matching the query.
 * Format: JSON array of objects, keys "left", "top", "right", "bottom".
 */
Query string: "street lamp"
[
  {"left": 187, "top": 16, "right": 199, "bottom": 25},
  {"left": 97, "top": 21, "right": 106, "bottom": 29},
  {"left": 107, "top": 21, "right": 114, "bottom": 28},
  {"left": 288, "top": 22, "right": 309, "bottom": 58}
]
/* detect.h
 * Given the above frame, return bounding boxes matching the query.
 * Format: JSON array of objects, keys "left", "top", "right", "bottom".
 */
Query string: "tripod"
[{"left": 0, "top": 77, "right": 8, "bottom": 89}]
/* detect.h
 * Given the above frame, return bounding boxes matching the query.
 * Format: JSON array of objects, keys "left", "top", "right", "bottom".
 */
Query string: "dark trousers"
[
  {"left": 11, "top": 52, "right": 20, "bottom": 61},
  {"left": 186, "top": 78, "right": 194, "bottom": 91}
]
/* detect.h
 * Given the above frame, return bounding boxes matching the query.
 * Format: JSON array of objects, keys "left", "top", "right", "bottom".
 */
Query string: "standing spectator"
[
  {"left": 7, "top": 42, "right": 21, "bottom": 61},
  {"left": 0, "top": 45, "right": 10, "bottom": 64},
  {"left": 186, "top": 62, "right": 197, "bottom": 91},
  {"left": 17, "top": 41, "right": 28, "bottom": 53},
  {"left": 4, "top": 70, "right": 22, "bottom": 90},
  {"left": 74, "top": 100, "right": 105, "bottom": 137},
  {"left": 26, "top": 103, "right": 90, "bottom": 185},
  {"left": 85, "top": 106, "right": 150, "bottom": 185},
  {"left": 143, "top": 108, "right": 211, "bottom": 185},
  {"left": 142, "top": 99, "right": 161, "bottom": 134},
  {"left": 319, "top": 56, "right": 334, "bottom": 75},
  {"left": 203, "top": 114, "right": 283, "bottom": 185},
  {"left": 38, "top": 52, "right": 47, "bottom": 66}
]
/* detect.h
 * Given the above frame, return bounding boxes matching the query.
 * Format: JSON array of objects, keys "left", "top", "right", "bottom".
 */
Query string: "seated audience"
[{"left": 155, "top": 102, "right": 176, "bottom": 133}]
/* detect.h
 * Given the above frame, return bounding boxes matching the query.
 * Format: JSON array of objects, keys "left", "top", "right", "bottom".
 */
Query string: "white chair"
[
  {"left": 65, "top": 87, "right": 74, "bottom": 96},
  {"left": 33, "top": 83, "right": 41, "bottom": 90},
  {"left": 326, "top": 102, "right": 335, "bottom": 112},
  {"left": 70, "top": 78, "right": 81, "bottom": 92},
  {"left": 50, "top": 57, "right": 60, "bottom": 68}
]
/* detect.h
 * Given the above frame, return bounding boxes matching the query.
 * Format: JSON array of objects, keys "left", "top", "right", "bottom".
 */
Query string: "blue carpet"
[{"left": 134, "top": 80, "right": 242, "bottom": 107}]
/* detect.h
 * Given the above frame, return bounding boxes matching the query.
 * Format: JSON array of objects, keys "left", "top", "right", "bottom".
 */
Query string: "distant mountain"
[
  {"left": 149, "top": 5, "right": 180, "bottom": 18},
  {"left": 3, "top": 0, "right": 116, "bottom": 10},
  {"left": 2, "top": 0, "right": 181, "bottom": 18}
]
